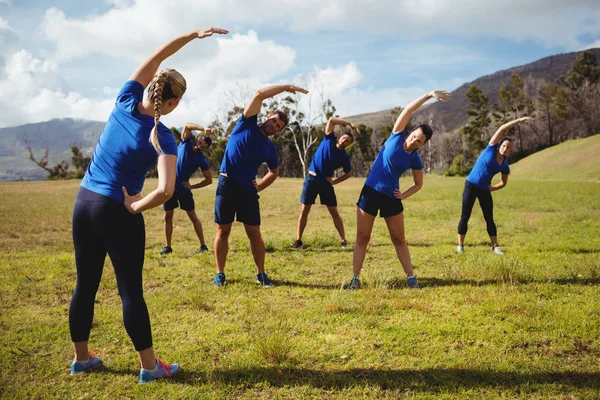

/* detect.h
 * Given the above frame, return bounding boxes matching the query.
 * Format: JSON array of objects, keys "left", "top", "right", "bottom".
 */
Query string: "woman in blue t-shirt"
[
  {"left": 348, "top": 90, "right": 451, "bottom": 290},
  {"left": 69, "top": 27, "right": 228, "bottom": 383},
  {"left": 457, "top": 116, "right": 532, "bottom": 255}
]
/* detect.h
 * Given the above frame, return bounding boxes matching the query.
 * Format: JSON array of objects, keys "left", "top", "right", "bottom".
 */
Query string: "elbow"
[
  {"left": 158, "top": 184, "right": 175, "bottom": 200},
  {"left": 205, "top": 177, "right": 213, "bottom": 186}
]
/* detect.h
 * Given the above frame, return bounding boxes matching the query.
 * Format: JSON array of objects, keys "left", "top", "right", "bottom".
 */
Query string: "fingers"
[
  {"left": 208, "top": 27, "right": 229, "bottom": 35},
  {"left": 288, "top": 85, "right": 309, "bottom": 95},
  {"left": 122, "top": 186, "right": 129, "bottom": 197}
]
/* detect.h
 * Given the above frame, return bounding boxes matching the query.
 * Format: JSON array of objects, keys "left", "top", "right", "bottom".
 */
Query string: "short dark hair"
[
  {"left": 203, "top": 136, "right": 212, "bottom": 147},
  {"left": 412, "top": 124, "right": 433, "bottom": 142},
  {"left": 272, "top": 110, "right": 289, "bottom": 128},
  {"left": 500, "top": 137, "right": 513, "bottom": 145},
  {"left": 344, "top": 131, "right": 354, "bottom": 141}
]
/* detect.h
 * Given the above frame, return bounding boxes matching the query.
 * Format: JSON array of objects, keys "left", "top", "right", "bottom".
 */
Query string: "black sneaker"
[
  {"left": 160, "top": 246, "right": 172, "bottom": 255},
  {"left": 292, "top": 240, "right": 304, "bottom": 249},
  {"left": 199, "top": 244, "right": 209, "bottom": 253},
  {"left": 256, "top": 272, "right": 274, "bottom": 288},
  {"left": 341, "top": 240, "right": 348, "bottom": 248},
  {"left": 348, "top": 274, "right": 361, "bottom": 290}
]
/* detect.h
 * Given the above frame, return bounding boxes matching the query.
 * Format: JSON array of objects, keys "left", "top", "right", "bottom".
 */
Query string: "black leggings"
[
  {"left": 457, "top": 180, "right": 497, "bottom": 237},
  {"left": 70, "top": 187, "right": 152, "bottom": 351}
]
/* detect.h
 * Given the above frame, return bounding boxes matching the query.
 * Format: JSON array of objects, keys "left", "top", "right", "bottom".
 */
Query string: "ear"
[{"left": 169, "top": 98, "right": 181, "bottom": 107}]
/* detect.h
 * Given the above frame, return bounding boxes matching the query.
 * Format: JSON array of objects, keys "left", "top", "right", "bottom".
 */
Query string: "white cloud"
[
  {"left": 0, "top": 16, "right": 11, "bottom": 31},
  {"left": 0, "top": 0, "right": 11, "bottom": 5},
  {"left": 105, "top": 0, "right": 131, "bottom": 8}
]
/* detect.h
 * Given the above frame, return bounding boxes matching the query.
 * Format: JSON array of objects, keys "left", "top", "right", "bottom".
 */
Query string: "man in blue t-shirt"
[
  {"left": 213, "top": 84, "right": 308, "bottom": 288},
  {"left": 293, "top": 117, "right": 359, "bottom": 249},
  {"left": 457, "top": 116, "right": 533, "bottom": 255},
  {"left": 348, "top": 89, "right": 451, "bottom": 291},
  {"left": 160, "top": 123, "right": 214, "bottom": 256}
]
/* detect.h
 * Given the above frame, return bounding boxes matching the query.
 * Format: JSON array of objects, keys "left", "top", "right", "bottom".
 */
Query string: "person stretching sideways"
[
  {"left": 293, "top": 117, "right": 359, "bottom": 249},
  {"left": 160, "top": 123, "right": 214, "bottom": 255},
  {"left": 348, "top": 90, "right": 451, "bottom": 290},
  {"left": 457, "top": 116, "right": 533, "bottom": 254},
  {"left": 69, "top": 27, "right": 227, "bottom": 383},
  {"left": 213, "top": 84, "right": 308, "bottom": 287}
]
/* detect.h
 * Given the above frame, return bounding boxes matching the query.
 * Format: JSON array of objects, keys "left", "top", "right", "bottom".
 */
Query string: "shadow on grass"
[
  {"left": 277, "top": 280, "right": 343, "bottom": 290},
  {"left": 174, "top": 367, "right": 600, "bottom": 391}
]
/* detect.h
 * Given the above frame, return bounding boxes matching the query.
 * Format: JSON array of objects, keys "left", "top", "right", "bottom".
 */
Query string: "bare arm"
[
  {"left": 329, "top": 170, "right": 353, "bottom": 185},
  {"left": 255, "top": 168, "right": 279, "bottom": 192},
  {"left": 490, "top": 173, "right": 509, "bottom": 192},
  {"left": 182, "top": 170, "right": 213, "bottom": 190},
  {"left": 123, "top": 154, "right": 177, "bottom": 214},
  {"left": 393, "top": 169, "right": 424, "bottom": 200},
  {"left": 181, "top": 122, "right": 207, "bottom": 142},
  {"left": 489, "top": 117, "right": 533, "bottom": 145},
  {"left": 325, "top": 117, "right": 359, "bottom": 136},
  {"left": 244, "top": 85, "right": 308, "bottom": 118},
  {"left": 393, "top": 90, "right": 451, "bottom": 133},
  {"left": 129, "top": 27, "right": 228, "bottom": 89}
]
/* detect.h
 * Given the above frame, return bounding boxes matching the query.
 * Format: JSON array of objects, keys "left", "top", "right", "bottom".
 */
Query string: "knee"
[
  {"left": 245, "top": 227, "right": 262, "bottom": 242},
  {"left": 390, "top": 234, "right": 406, "bottom": 246},
  {"left": 216, "top": 226, "right": 231, "bottom": 240},
  {"left": 327, "top": 207, "right": 340, "bottom": 218},
  {"left": 300, "top": 205, "right": 311, "bottom": 218},
  {"left": 164, "top": 213, "right": 173, "bottom": 222},
  {"left": 356, "top": 231, "right": 371, "bottom": 245}
]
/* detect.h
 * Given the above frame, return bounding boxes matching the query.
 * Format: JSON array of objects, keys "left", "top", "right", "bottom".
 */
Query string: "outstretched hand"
[
  {"left": 350, "top": 123, "right": 360, "bottom": 134},
  {"left": 287, "top": 85, "right": 309, "bottom": 95},
  {"left": 429, "top": 90, "right": 451, "bottom": 102},
  {"left": 122, "top": 187, "right": 142, "bottom": 214},
  {"left": 197, "top": 27, "right": 229, "bottom": 39},
  {"left": 204, "top": 128, "right": 215, "bottom": 136},
  {"left": 517, "top": 116, "right": 534, "bottom": 124}
]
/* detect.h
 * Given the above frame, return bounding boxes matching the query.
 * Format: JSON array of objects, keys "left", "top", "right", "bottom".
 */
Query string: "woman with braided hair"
[{"left": 69, "top": 27, "right": 228, "bottom": 383}]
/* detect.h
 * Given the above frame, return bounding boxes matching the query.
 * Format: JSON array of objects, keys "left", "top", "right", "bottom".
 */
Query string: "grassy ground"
[
  {"left": 510, "top": 134, "right": 600, "bottom": 182},
  {"left": 0, "top": 176, "right": 599, "bottom": 399}
]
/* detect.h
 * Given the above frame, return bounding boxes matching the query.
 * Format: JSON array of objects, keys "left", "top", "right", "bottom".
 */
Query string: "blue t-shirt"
[
  {"left": 466, "top": 144, "right": 510, "bottom": 191},
  {"left": 364, "top": 131, "right": 423, "bottom": 198},
  {"left": 218, "top": 115, "right": 279, "bottom": 192},
  {"left": 81, "top": 80, "right": 177, "bottom": 202},
  {"left": 175, "top": 138, "right": 211, "bottom": 193},
  {"left": 309, "top": 133, "right": 352, "bottom": 184}
]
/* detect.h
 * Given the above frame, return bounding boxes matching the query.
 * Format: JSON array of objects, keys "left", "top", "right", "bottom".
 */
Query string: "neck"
[{"left": 137, "top": 98, "right": 155, "bottom": 117}]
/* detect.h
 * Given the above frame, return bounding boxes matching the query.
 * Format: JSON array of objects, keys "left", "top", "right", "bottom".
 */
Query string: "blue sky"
[{"left": 0, "top": 0, "right": 599, "bottom": 128}]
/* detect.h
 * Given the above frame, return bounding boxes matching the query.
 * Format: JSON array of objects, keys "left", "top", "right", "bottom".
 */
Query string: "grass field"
[{"left": 1, "top": 174, "right": 599, "bottom": 399}]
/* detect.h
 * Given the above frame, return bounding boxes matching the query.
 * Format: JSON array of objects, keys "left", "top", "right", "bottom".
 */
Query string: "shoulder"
[{"left": 116, "top": 80, "right": 144, "bottom": 112}]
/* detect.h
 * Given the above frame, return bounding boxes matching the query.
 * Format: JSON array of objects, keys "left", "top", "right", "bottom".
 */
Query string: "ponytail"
[{"left": 148, "top": 70, "right": 169, "bottom": 154}]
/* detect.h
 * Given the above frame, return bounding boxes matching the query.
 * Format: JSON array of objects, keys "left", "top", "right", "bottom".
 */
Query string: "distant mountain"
[
  {"left": 346, "top": 48, "right": 600, "bottom": 132},
  {"left": 0, "top": 119, "right": 105, "bottom": 181}
]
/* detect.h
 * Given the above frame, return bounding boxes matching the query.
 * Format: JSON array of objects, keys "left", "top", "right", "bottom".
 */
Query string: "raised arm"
[
  {"left": 489, "top": 117, "right": 533, "bottom": 145},
  {"left": 243, "top": 85, "right": 308, "bottom": 118},
  {"left": 325, "top": 117, "right": 360, "bottom": 136},
  {"left": 129, "top": 27, "right": 228, "bottom": 88},
  {"left": 181, "top": 122, "right": 207, "bottom": 142},
  {"left": 393, "top": 90, "right": 451, "bottom": 133}
]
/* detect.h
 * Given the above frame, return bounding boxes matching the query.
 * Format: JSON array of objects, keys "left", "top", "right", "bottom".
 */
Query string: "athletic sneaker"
[
  {"left": 341, "top": 240, "right": 348, "bottom": 248},
  {"left": 406, "top": 276, "right": 420, "bottom": 289},
  {"left": 213, "top": 273, "right": 226, "bottom": 287},
  {"left": 256, "top": 272, "right": 274, "bottom": 288},
  {"left": 348, "top": 274, "right": 361, "bottom": 290},
  {"left": 492, "top": 246, "right": 504, "bottom": 255},
  {"left": 70, "top": 353, "right": 103, "bottom": 375},
  {"left": 199, "top": 244, "right": 209, "bottom": 253},
  {"left": 160, "top": 246, "right": 172, "bottom": 255},
  {"left": 292, "top": 240, "right": 304, "bottom": 249},
  {"left": 139, "top": 358, "right": 180, "bottom": 384},
  {"left": 456, "top": 245, "right": 464, "bottom": 253}
]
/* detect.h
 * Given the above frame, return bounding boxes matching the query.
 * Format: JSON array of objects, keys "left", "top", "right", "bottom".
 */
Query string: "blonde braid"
[{"left": 149, "top": 70, "right": 169, "bottom": 154}]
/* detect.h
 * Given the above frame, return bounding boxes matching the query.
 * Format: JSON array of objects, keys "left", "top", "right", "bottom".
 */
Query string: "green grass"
[
  {"left": 511, "top": 134, "right": 600, "bottom": 182},
  {"left": 1, "top": 176, "right": 599, "bottom": 399}
]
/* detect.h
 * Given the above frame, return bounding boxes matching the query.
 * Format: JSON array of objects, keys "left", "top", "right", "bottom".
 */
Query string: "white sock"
[{"left": 142, "top": 361, "right": 159, "bottom": 372}]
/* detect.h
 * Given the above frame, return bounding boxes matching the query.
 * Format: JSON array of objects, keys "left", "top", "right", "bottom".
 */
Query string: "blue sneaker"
[
  {"left": 256, "top": 272, "right": 274, "bottom": 288},
  {"left": 70, "top": 353, "right": 103, "bottom": 375},
  {"left": 139, "top": 358, "right": 180, "bottom": 384},
  {"left": 406, "top": 276, "right": 420, "bottom": 289},
  {"left": 348, "top": 274, "right": 361, "bottom": 290},
  {"left": 213, "top": 273, "right": 226, "bottom": 287}
]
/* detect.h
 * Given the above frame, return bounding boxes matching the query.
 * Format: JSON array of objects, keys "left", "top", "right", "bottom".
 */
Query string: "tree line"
[{"left": 27, "top": 51, "right": 600, "bottom": 180}]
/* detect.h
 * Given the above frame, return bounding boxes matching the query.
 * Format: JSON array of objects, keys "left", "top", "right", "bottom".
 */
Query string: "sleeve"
[
  {"left": 231, "top": 115, "right": 258, "bottom": 136},
  {"left": 411, "top": 153, "right": 423, "bottom": 170},
  {"left": 502, "top": 162, "right": 511, "bottom": 175},
  {"left": 115, "top": 80, "right": 144, "bottom": 113},
  {"left": 265, "top": 142, "right": 279, "bottom": 170},
  {"left": 157, "top": 124, "right": 177, "bottom": 156},
  {"left": 341, "top": 152, "right": 352, "bottom": 173},
  {"left": 199, "top": 155, "right": 211, "bottom": 172}
]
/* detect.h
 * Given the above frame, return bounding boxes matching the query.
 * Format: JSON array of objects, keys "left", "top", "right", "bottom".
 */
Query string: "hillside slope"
[{"left": 510, "top": 134, "right": 600, "bottom": 181}]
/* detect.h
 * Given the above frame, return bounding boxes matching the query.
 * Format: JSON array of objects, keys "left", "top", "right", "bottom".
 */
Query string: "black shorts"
[
  {"left": 163, "top": 189, "right": 195, "bottom": 211},
  {"left": 300, "top": 174, "right": 337, "bottom": 207},
  {"left": 214, "top": 175, "right": 261, "bottom": 226},
  {"left": 356, "top": 184, "right": 404, "bottom": 218}
]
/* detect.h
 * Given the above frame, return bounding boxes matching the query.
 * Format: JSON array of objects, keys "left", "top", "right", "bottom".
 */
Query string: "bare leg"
[
  {"left": 490, "top": 235, "right": 498, "bottom": 247},
  {"left": 384, "top": 212, "right": 414, "bottom": 277},
  {"left": 458, "top": 234, "right": 465, "bottom": 246},
  {"left": 244, "top": 224, "right": 265, "bottom": 274},
  {"left": 352, "top": 207, "right": 376, "bottom": 275},
  {"left": 164, "top": 210, "right": 174, "bottom": 247},
  {"left": 73, "top": 342, "right": 90, "bottom": 361},
  {"left": 137, "top": 347, "right": 157, "bottom": 369},
  {"left": 214, "top": 223, "right": 232, "bottom": 273},
  {"left": 327, "top": 206, "right": 346, "bottom": 242},
  {"left": 296, "top": 204, "right": 312, "bottom": 241},
  {"left": 186, "top": 210, "right": 205, "bottom": 246}
]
